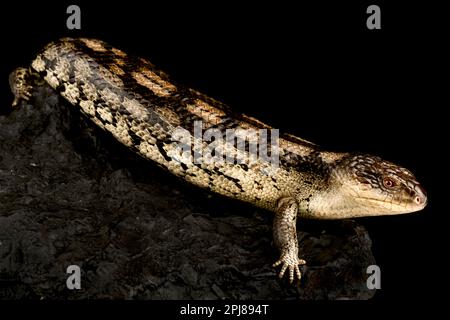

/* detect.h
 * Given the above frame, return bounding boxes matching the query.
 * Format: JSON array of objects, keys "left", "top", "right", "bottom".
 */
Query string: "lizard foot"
[
  {"left": 272, "top": 253, "right": 306, "bottom": 283},
  {"left": 9, "top": 68, "right": 33, "bottom": 107}
]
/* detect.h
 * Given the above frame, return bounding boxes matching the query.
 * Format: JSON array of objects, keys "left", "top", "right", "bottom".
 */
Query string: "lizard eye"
[{"left": 382, "top": 176, "right": 397, "bottom": 188}]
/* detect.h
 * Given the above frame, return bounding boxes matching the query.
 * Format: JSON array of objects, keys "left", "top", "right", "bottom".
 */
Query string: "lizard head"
[{"left": 322, "top": 153, "right": 427, "bottom": 218}]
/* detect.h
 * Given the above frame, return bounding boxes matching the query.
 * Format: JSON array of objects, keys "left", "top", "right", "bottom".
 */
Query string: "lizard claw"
[{"left": 273, "top": 254, "right": 306, "bottom": 283}]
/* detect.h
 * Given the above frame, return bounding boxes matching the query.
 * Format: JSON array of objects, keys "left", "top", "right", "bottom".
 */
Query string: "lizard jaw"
[{"left": 305, "top": 190, "right": 427, "bottom": 219}]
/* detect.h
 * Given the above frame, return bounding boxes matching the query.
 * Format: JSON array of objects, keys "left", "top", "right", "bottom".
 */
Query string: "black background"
[{"left": 0, "top": 0, "right": 446, "bottom": 307}]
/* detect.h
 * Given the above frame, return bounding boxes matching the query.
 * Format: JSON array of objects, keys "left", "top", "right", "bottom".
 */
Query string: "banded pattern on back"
[{"left": 29, "top": 38, "right": 329, "bottom": 211}]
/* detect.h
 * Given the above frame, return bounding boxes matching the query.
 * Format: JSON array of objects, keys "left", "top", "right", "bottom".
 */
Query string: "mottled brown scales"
[
  {"left": 108, "top": 64, "right": 126, "bottom": 76},
  {"left": 9, "top": 38, "right": 428, "bottom": 284},
  {"left": 154, "top": 106, "right": 182, "bottom": 127},
  {"left": 114, "top": 58, "right": 126, "bottom": 66},
  {"left": 81, "top": 38, "right": 108, "bottom": 52},
  {"left": 237, "top": 114, "right": 273, "bottom": 130},
  {"left": 132, "top": 71, "right": 174, "bottom": 97},
  {"left": 111, "top": 47, "right": 127, "bottom": 58},
  {"left": 185, "top": 99, "right": 226, "bottom": 126}
]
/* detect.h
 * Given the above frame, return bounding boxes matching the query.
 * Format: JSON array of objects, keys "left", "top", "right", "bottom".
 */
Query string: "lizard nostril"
[
  {"left": 414, "top": 184, "right": 427, "bottom": 206},
  {"left": 414, "top": 196, "right": 421, "bottom": 204}
]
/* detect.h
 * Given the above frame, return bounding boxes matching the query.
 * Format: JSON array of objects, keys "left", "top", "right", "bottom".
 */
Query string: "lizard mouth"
[{"left": 354, "top": 196, "right": 426, "bottom": 214}]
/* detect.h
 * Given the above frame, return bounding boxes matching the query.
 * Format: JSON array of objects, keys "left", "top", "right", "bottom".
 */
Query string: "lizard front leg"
[{"left": 272, "top": 197, "right": 306, "bottom": 283}]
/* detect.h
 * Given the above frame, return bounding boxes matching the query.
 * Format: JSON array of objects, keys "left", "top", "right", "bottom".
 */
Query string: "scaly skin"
[{"left": 10, "top": 38, "right": 428, "bottom": 283}]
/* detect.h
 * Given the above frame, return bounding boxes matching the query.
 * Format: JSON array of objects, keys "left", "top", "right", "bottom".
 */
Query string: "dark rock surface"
[{"left": 0, "top": 86, "right": 376, "bottom": 299}]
